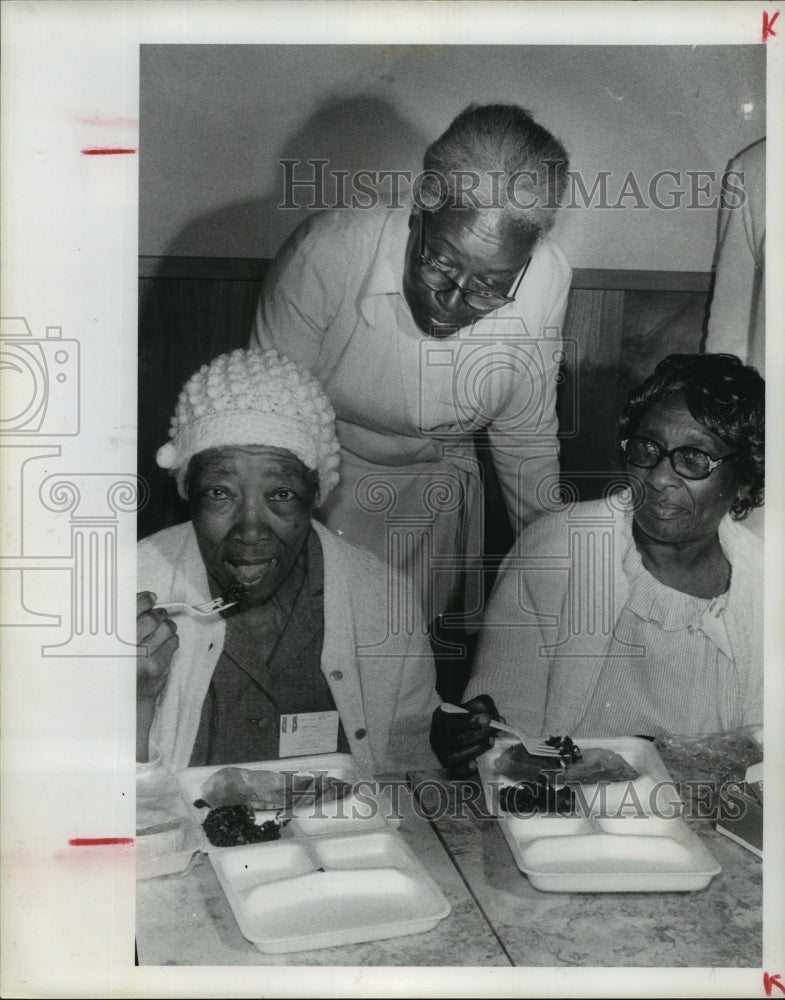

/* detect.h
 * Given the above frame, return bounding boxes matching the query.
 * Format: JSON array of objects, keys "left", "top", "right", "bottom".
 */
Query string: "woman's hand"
[
  {"left": 430, "top": 694, "right": 501, "bottom": 777},
  {"left": 137, "top": 591, "right": 179, "bottom": 699},
  {"left": 136, "top": 592, "right": 178, "bottom": 761}
]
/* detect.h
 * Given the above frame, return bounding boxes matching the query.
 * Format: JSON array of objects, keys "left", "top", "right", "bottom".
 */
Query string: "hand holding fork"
[
  {"left": 137, "top": 592, "right": 180, "bottom": 700},
  {"left": 439, "top": 703, "right": 560, "bottom": 758},
  {"left": 429, "top": 694, "right": 503, "bottom": 776}
]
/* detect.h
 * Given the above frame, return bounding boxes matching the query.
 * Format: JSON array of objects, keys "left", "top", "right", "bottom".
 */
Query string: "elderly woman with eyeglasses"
[
  {"left": 432, "top": 354, "right": 765, "bottom": 770},
  {"left": 250, "top": 104, "right": 571, "bottom": 671}
]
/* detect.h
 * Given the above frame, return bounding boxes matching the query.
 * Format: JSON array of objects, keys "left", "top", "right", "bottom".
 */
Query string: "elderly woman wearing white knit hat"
[{"left": 137, "top": 347, "right": 440, "bottom": 775}]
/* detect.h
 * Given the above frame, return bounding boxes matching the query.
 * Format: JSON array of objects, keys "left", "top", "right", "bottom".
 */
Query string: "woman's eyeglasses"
[
  {"left": 621, "top": 436, "right": 740, "bottom": 481},
  {"left": 416, "top": 212, "right": 530, "bottom": 313}
]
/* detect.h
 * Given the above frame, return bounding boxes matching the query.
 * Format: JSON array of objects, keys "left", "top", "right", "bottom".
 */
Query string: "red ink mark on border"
[
  {"left": 76, "top": 116, "right": 139, "bottom": 128},
  {"left": 68, "top": 837, "right": 134, "bottom": 846},
  {"left": 81, "top": 147, "right": 137, "bottom": 156},
  {"left": 762, "top": 10, "right": 780, "bottom": 41},
  {"left": 764, "top": 972, "right": 785, "bottom": 996}
]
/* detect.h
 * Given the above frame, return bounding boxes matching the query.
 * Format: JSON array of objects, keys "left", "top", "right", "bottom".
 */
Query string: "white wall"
[{"left": 139, "top": 44, "right": 765, "bottom": 270}]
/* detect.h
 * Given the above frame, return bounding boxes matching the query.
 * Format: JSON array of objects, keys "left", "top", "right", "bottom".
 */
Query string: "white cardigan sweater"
[
  {"left": 138, "top": 520, "right": 440, "bottom": 775},
  {"left": 466, "top": 495, "right": 763, "bottom": 736}
]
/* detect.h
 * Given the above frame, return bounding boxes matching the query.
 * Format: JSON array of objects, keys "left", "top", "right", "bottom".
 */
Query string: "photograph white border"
[{"left": 1, "top": 2, "right": 783, "bottom": 997}]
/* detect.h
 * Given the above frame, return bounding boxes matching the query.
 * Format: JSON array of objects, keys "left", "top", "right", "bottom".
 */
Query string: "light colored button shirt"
[
  {"left": 705, "top": 137, "right": 765, "bottom": 375},
  {"left": 250, "top": 206, "right": 572, "bottom": 618}
]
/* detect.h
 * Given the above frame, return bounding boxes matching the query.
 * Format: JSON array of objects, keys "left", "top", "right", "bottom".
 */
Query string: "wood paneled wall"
[
  {"left": 137, "top": 256, "right": 711, "bottom": 543},
  {"left": 138, "top": 257, "right": 270, "bottom": 538},
  {"left": 558, "top": 276, "right": 710, "bottom": 505}
]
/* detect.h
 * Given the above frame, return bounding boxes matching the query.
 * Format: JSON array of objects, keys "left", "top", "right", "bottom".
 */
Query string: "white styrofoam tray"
[
  {"left": 478, "top": 736, "right": 721, "bottom": 892},
  {"left": 209, "top": 827, "right": 451, "bottom": 952}
]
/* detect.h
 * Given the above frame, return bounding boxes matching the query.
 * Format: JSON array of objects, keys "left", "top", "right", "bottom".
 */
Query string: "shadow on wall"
[
  {"left": 138, "top": 98, "right": 428, "bottom": 539},
  {"left": 620, "top": 290, "right": 710, "bottom": 395},
  {"left": 165, "top": 95, "right": 427, "bottom": 258}
]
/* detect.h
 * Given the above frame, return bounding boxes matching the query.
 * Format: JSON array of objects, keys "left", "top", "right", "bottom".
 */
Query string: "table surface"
[{"left": 136, "top": 758, "right": 762, "bottom": 968}]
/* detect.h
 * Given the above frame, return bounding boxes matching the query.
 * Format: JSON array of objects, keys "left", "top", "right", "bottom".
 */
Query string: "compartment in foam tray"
[
  {"left": 210, "top": 828, "right": 451, "bottom": 952},
  {"left": 501, "top": 814, "right": 595, "bottom": 840},
  {"left": 177, "top": 752, "right": 393, "bottom": 853},
  {"left": 517, "top": 815, "right": 721, "bottom": 893}
]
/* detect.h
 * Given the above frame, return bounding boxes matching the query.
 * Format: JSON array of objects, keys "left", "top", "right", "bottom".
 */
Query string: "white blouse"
[{"left": 577, "top": 538, "right": 735, "bottom": 737}]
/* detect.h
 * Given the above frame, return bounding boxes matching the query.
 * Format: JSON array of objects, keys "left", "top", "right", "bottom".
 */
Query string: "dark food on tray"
[
  {"left": 202, "top": 804, "right": 285, "bottom": 847},
  {"left": 541, "top": 735, "right": 583, "bottom": 766},
  {"left": 498, "top": 775, "right": 576, "bottom": 815},
  {"left": 494, "top": 736, "right": 583, "bottom": 783},
  {"left": 494, "top": 738, "right": 641, "bottom": 815}
]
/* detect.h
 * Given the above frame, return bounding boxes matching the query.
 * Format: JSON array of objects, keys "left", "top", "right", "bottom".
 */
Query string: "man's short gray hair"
[{"left": 417, "top": 103, "right": 570, "bottom": 240}]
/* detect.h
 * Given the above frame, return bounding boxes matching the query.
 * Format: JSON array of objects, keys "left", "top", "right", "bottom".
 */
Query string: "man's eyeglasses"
[
  {"left": 621, "top": 436, "right": 740, "bottom": 481},
  {"left": 416, "top": 212, "right": 530, "bottom": 313}
]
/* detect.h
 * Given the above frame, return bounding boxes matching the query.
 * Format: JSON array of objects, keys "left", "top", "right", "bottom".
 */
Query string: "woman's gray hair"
[
  {"left": 417, "top": 103, "right": 570, "bottom": 240},
  {"left": 618, "top": 353, "right": 765, "bottom": 520}
]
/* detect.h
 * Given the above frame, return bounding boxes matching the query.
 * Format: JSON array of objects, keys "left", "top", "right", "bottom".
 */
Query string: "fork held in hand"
[
  {"left": 153, "top": 596, "right": 237, "bottom": 617},
  {"left": 439, "top": 703, "right": 562, "bottom": 757}
]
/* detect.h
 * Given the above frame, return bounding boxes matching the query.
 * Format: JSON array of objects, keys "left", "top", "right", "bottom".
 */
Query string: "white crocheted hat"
[{"left": 156, "top": 348, "right": 341, "bottom": 505}]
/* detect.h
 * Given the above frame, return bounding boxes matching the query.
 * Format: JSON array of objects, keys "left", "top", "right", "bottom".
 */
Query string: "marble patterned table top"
[{"left": 417, "top": 775, "right": 762, "bottom": 968}]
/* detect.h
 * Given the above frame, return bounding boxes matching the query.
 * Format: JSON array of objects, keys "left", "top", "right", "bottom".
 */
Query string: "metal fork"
[
  {"left": 153, "top": 596, "right": 238, "bottom": 617},
  {"left": 440, "top": 703, "right": 562, "bottom": 757}
]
